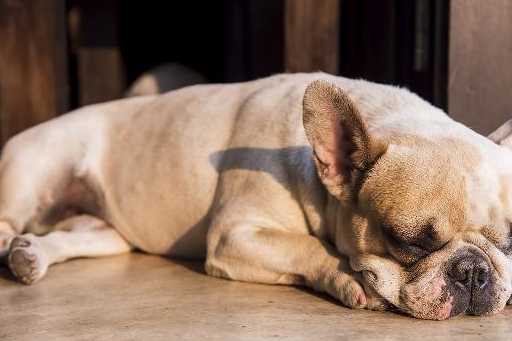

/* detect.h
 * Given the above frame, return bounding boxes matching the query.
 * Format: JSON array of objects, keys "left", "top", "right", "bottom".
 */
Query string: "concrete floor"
[{"left": 0, "top": 253, "right": 511, "bottom": 341}]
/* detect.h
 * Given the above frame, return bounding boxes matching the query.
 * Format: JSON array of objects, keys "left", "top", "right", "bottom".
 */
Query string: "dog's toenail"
[{"left": 357, "top": 293, "right": 367, "bottom": 307}]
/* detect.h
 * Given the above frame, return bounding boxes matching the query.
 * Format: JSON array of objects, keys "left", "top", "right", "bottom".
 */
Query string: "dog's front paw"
[
  {"left": 322, "top": 270, "right": 390, "bottom": 311},
  {"left": 321, "top": 270, "right": 368, "bottom": 309},
  {"left": 8, "top": 234, "right": 49, "bottom": 284}
]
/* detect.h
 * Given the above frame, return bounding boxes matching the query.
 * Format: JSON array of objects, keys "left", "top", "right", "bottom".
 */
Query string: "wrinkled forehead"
[{"left": 360, "top": 135, "right": 512, "bottom": 236}]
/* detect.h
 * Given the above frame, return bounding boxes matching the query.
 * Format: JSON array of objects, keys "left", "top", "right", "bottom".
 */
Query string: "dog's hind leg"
[
  {"left": 8, "top": 214, "right": 133, "bottom": 284},
  {"left": 0, "top": 151, "right": 40, "bottom": 257},
  {"left": 0, "top": 130, "right": 83, "bottom": 258},
  {"left": 0, "top": 221, "right": 16, "bottom": 261},
  {"left": 0, "top": 154, "right": 51, "bottom": 259}
]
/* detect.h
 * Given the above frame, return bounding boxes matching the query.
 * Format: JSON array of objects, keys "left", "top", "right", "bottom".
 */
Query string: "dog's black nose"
[{"left": 448, "top": 255, "right": 490, "bottom": 292}]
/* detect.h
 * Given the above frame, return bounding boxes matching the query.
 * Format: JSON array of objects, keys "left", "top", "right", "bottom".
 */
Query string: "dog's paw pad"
[{"left": 8, "top": 235, "right": 48, "bottom": 284}]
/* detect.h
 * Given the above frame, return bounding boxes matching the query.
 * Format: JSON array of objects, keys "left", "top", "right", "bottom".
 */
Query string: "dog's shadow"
[
  {"left": 164, "top": 256, "right": 410, "bottom": 318},
  {"left": 294, "top": 285, "right": 409, "bottom": 317},
  {"left": 0, "top": 256, "right": 17, "bottom": 282},
  {"left": 164, "top": 256, "right": 206, "bottom": 275},
  {"left": 165, "top": 256, "right": 358, "bottom": 311}
]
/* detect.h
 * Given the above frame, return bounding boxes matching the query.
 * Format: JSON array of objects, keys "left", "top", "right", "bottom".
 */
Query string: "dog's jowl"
[{"left": 1, "top": 73, "right": 512, "bottom": 320}]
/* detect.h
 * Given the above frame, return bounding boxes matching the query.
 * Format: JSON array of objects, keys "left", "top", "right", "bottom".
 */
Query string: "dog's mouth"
[
  {"left": 358, "top": 261, "right": 510, "bottom": 320},
  {"left": 399, "top": 268, "right": 512, "bottom": 320}
]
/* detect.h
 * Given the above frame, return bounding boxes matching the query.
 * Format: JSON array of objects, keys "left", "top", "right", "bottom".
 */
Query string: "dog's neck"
[{"left": 324, "top": 192, "right": 357, "bottom": 256}]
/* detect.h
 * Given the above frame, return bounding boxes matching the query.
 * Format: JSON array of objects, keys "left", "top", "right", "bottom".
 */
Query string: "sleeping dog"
[{"left": 1, "top": 73, "right": 512, "bottom": 320}]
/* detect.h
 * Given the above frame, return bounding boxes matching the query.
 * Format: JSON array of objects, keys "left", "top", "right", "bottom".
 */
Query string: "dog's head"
[{"left": 303, "top": 79, "right": 512, "bottom": 320}]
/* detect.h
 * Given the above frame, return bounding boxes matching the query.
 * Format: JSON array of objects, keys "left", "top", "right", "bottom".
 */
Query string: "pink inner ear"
[
  {"left": 319, "top": 112, "right": 352, "bottom": 179},
  {"left": 321, "top": 143, "right": 351, "bottom": 179},
  {"left": 322, "top": 146, "right": 340, "bottom": 175}
]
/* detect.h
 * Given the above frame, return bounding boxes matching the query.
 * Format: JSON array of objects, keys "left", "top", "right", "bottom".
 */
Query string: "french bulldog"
[{"left": 0, "top": 73, "right": 511, "bottom": 320}]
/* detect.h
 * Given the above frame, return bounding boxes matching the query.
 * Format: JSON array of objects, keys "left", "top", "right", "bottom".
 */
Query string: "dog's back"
[{"left": 0, "top": 73, "right": 446, "bottom": 259}]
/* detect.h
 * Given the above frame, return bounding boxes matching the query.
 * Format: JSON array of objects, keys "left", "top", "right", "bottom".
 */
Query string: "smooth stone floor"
[{"left": 0, "top": 252, "right": 511, "bottom": 341}]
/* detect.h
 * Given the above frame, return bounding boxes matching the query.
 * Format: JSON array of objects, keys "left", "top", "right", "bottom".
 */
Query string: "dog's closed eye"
[
  {"left": 383, "top": 225, "right": 433, "bottom": 265},
  {"left": 403, "top": 243, "right": 430, "bottom": 257}
]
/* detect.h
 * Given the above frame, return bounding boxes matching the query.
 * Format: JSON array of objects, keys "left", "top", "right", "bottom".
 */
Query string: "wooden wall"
[
  {"left": 74, "top": 0, "right": 125, "bottom": 106},
  {"left": 0, "top": 0, "right": 125, "bottom": 144},
  {"left": 448, "top": 0, "right": 512, "bottom": 135},
  {"left": 0, "top": 0, "right": 68, "bottom": 144},
  {"left": 284, "top": 0, "right": 339, "bottom": 74},
  {"left": 0, "top": 0, "right": 511, "bottom": 143}
]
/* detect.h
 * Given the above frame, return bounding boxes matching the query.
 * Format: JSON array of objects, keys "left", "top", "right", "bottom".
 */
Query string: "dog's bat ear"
[
  {"left": 488, "top": 119, "right": 512, "bottom": 150},
  {"left": 303, "top": 80, "right": 387, "bottom": 197}
]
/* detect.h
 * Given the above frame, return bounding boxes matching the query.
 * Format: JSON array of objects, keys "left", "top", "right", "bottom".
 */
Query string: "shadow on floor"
[
  {"left": 163, "top": 255, "right": 206, "bottom": 275},
  {"left": 294, "top": 284, "right": 409, "bottom": 318},
  {"left": 0, "top": 262, "right": 16, "bottom": 282}
]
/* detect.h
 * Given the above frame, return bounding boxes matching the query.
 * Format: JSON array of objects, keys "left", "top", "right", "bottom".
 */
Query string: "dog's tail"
[{"left": 125, "top": 62, "right": 207, "bottom": 97}]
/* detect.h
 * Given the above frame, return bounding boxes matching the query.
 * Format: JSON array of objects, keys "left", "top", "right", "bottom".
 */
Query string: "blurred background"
[{"left": 0, "top": 0, "right": 511, "bottom": 144}]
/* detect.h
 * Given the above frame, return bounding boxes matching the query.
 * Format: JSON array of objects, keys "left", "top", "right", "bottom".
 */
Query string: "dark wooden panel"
[
  {"left": 76, "top": 0, "right": 125, "bottom": 105},
  {"left": 246, "top": 0, "right": 284, "bottom": 79},
  {"left": 0, "top": 0, "right": 68, "bottom": 144},
  {"left": 339, "top": 0, "right": 447, "bottom": 108},
  {"left": 224, "top": 0, "right": 284, "bottom": 82},
  {"left": 340, "top": 0, "right": 397, "bottom": 83},
  {"left": 285, "top": 0, "right": 339, "bottom": 74},
  {"left": 449, "top": 0, "right": 512, "bottom": 135}
]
